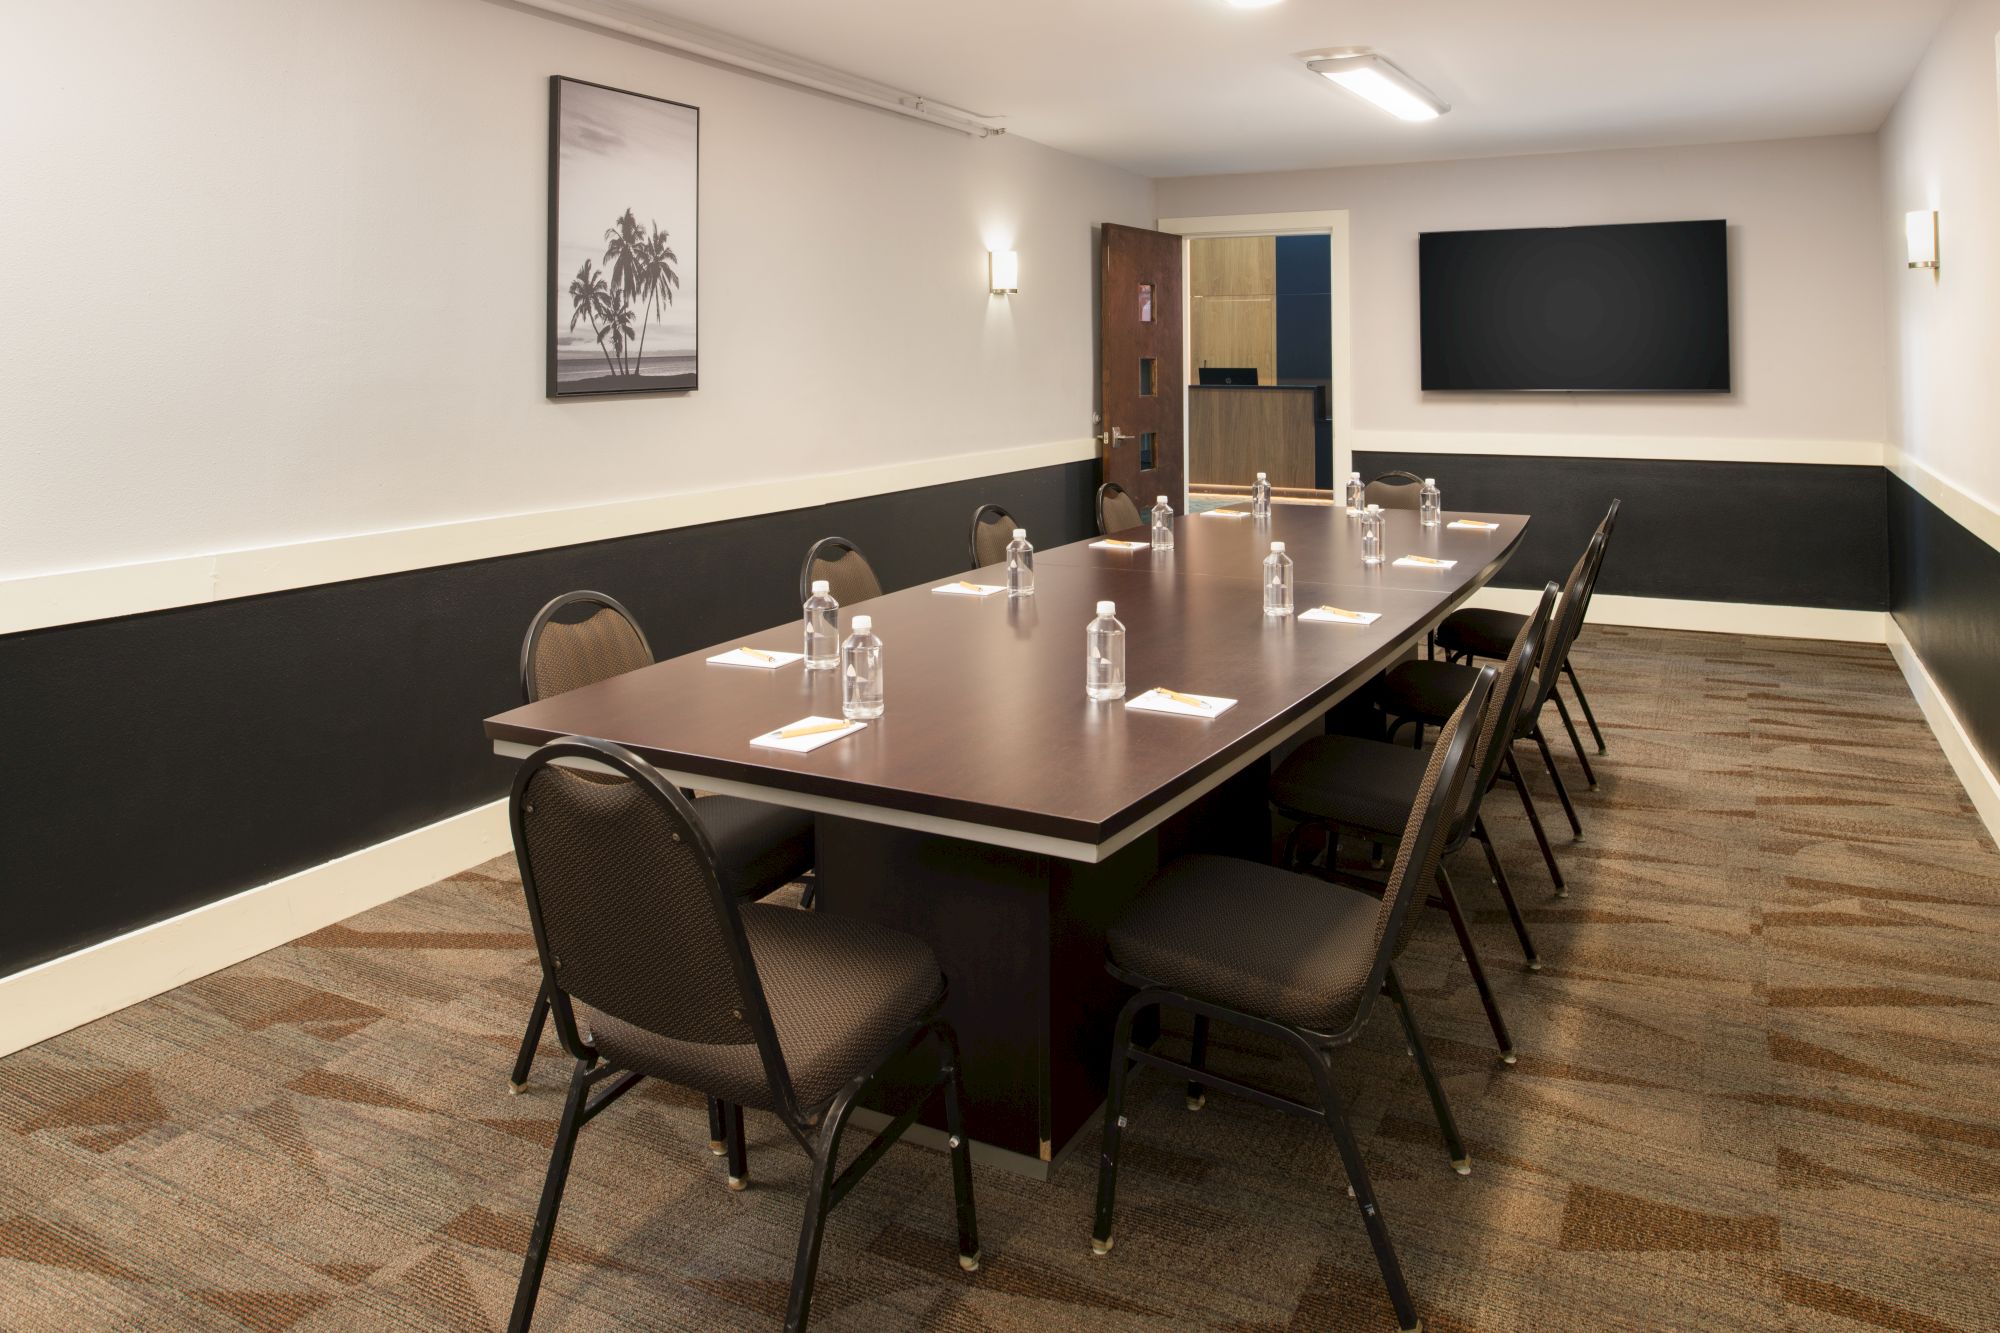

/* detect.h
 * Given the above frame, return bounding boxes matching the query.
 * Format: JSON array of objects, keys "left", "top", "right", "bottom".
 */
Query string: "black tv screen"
[{"left": 1419, "top": 220, "right": 1729, "bottom": 392}]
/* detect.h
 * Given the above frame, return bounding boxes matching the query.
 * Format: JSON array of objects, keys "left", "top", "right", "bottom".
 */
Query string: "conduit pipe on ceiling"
[{"left": 513, "top": 0, "right": 1006, "bottom": 138}]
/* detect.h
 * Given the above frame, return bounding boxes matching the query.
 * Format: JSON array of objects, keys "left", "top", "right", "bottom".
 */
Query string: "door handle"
[{"left": 1098, "top": 427, "right": 1132, "bottom": 448}]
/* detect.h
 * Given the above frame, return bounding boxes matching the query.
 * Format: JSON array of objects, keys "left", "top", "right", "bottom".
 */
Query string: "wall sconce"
[
  {"left": 989, "top": 249, "right": 1019, "bottom": 294},
  {"left": 1906, "top": 210, "right": 1939, "bottom": 277}
]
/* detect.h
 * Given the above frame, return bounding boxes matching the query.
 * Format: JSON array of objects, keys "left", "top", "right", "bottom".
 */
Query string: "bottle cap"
[
  {"left": 1367, "top": 503, "right": 1382, "bottom": 512},
  {"left": 811, "top": 579, "right": 830, "bottom": 595},
  {"left": 1256, "top": 471, "right": 1267, "bottom": 480},
  {"left": 1270, "top": 541, "right": 1287, "bottom": 553},
  {"left": 1351, "top": 471, "right": 1361, "bottom": 480},
  {"left": 852, "top": 615, "right": 872, "bottom": 633},
  {"left": 1156, "top": 496, "right": 1168, "bottom": 504},
  {"left": 1424, "top": 478, "right": 1436, "bottom": 486},
  {"left": 1096, "top": 601, "right": 1116, "bottom": 616},
  {"left": 1013, "top": 528, "right": 1027, "bottom": 540}
]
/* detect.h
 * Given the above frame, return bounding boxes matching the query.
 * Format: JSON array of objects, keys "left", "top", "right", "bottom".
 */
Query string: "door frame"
[{"left": 1157, "top": 210, "right": 1354, "bottom": 492}]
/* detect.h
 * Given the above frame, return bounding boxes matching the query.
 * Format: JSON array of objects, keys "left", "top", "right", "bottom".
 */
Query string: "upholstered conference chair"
[
  {"left": 1088, "top": 669, "right": 1496, "bottom": 1333},
  {"left": 504, "top": 736, "right": 979, "bottom": 1332},
  {"left": 1438, "top": 500, "right": 1621, "bottom": 767},
  {"left": 799, "top": 535, "right": 883, "bottom": 606},
  {"left": 1269, "top": 583, "right": 1559, "bottom": 1063},
  {"left": 968, "top": 503, "right": 1018, "bottom": 569},
  {"left": 1096, "top": 481, "right": 1143, "bottom": 535},
  {"left": 1364, "top": 470, "right": 1426, "bottom": 510},
  {"left": 509, "top": 592, "right": 816, "bottom": 1107}
]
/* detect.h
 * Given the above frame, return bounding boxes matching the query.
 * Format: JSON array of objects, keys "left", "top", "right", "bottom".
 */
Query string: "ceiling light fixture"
[{"left": 1305, "top": 52, "right": 1448, "bottom": 122}]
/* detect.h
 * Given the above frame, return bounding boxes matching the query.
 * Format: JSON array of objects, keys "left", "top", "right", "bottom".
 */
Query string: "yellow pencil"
[
  {"left": 1156, "top": 689, "right": 1211, "bottom": 709},
  {"left": 775, "top": 720, "right": 852, "bottom": 739},
  {"left": 738, "top": 646, "right": 775, "bottom": 661}
]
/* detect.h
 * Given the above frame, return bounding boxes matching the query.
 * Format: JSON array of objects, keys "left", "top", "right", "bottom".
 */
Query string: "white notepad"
[
  {"left": 1201, "top": 509, "right": 1252, "bottom": 519},
  {"left": 1090, "top": 539, "right": 1150, "bottom": 551},
  {"left": 750, "top": 716, "right": 867, "bottom": 753},
  {"left": 1126, "top": 688, "right": 1238, "bottom": 719},
  {"left": 1392, "top": 555, "right": 1457, "bottom": 570},
  {"left": 1447, "top": 519, "right": 1499, "bottom": 531},
  {"left": 932, "top": 581, "right": 1005, "bottom": 597},
  {"left": 707, "top": 646, "right": 804, "bottom": 669},
  {"left": 1299, "top": 606, "right": 1382, "bottom": 625}
]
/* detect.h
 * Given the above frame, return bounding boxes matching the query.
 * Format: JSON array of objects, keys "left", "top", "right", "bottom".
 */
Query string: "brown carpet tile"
[{"left": 3, "top": 627, "right": 1999, "bottom": 1331}]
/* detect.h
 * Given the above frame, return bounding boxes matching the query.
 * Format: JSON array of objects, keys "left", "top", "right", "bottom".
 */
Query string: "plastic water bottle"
[
  {"left": 1361, "top": 504, "right": 1386, "bottom": 565},
  {"left": 1086, "top": 601, "right": 1126, "bottom": 701},
  {"left": 803, "top": 579, "right": 839, "bottom": 670},
  {"left": 1345, "top": 471, "right": 1365, "bottom": 514},
  {"left": 1006, "top": 528, "right": 1035, "bottom": 598},
  {"left": 1150, "top": 496, "right": 1175, "bottom": 551},
  {"left": 1263, "top": 541, "right": 1294, "bottom": 617},
  {"left": 841, "top": 614, "right": 884, "bottom": 719},
  {"left": 1420, "top": 477, "right": 1442, "bottom": 528},
  {"left": 1251, "top": 472, "right": 1272, "bottom": 519}
]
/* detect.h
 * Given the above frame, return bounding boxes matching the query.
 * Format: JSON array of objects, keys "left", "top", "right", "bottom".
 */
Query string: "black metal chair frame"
[
  {"left": 798, "top": 534, "right": 880, "bottom": 605},
  {"left": 1365, "top": 470, "right": 1426, "bottom": 510},
  {"left": 1089, "top": 671, "right": 1492, "bottom": 1333},
  {"left": 968, "top": 503, "right": 1017, "bottom": 570},
  {"left": 518, "top": 589, "right": 650, "bottom": 705},
  {"left": 1276, "top": 585, "right": 1558, "bottom": 1065},
  {"left": 506, "top": 738, "right": 979, "bottom": 1333},
  {"left": 1096, "top": 481, "right": 1140, "bottom": 535}
]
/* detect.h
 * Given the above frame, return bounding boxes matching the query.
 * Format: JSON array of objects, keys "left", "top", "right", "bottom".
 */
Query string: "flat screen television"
[{"left": 1419, "top": 220, "right": 1729, "bottom": 392}]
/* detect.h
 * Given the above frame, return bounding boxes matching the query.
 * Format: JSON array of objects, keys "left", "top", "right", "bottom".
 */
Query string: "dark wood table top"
[{"left": 486, "top": 507, "right": 1527, "bottom": 857}]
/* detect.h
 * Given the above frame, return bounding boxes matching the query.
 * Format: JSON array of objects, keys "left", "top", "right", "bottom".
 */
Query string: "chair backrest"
[
  {"left": 1350, "top": 666, "right": 1495, "bottom": 1028},
  {"left": 1447, "top": 582, "right": 1558, "bottom": 846},
  {"left": 969, "top": 503, "right": 1018, "bottom": 569},
  {"left": 799, "top": 536, "right": 883, "bottom": 606},
  {"left": 520, "top": 590, "right": 654, "bottom": 704},
  {"left": 1097, "top": 482, "right": 1142, "bottom": 535},
  {"left": 1575, "top": 499, "right": 1621, "bottom": 621},
  {"left": 1522, "top": 531, "right": 1606, "bottom": 724},
  {"left": 510, "top": 737, "right": 801, "bottom": 1118},
  {"left": 1365, "top": 471, "right": 1425, "bottom": 510}
]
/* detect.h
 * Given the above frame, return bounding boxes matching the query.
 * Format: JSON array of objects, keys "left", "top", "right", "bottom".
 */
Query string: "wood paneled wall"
[
  {"left": 1188, "top": 386, "right": 1318, "bottom": 488},
  {"left": 1189, "top": 236, "right": 1276, "bottom": 385}
]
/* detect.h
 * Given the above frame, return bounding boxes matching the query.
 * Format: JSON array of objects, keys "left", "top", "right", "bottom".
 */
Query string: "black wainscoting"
[
  {"left": 0, "top": 460, "right": 1098, "bottom": 978},
  {"left": 1889, "top": 473, "right": 2000, "bottom": 773},
  {"left": 1355, "top": 452, "right": 1889, "bottom": 610}
]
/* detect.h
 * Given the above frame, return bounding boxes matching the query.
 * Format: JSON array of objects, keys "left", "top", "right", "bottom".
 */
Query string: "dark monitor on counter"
[{"left": 1198, "top": 367, "right": 1258, "bottom": 386}]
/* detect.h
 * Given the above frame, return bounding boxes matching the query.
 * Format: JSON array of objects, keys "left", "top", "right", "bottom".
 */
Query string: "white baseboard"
[
  {"left": 1465, "top": 586, "right": 1888, "bottom": 643},
  {"left": 1887, "top": 619, "right": 2000, "bottom": 849},
  {"left": 0, "top": 799, "right": 511, "bottom": 1060}
]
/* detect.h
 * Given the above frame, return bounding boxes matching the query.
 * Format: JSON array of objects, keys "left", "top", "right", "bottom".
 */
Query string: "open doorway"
[{"left": 1163, "top": 211, "right": 1352, "bottom": 513}]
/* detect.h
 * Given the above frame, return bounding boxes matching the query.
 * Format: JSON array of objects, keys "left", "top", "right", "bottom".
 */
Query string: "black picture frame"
[{"left": 547, "top": 75, "right": 700, "bottom": 398}]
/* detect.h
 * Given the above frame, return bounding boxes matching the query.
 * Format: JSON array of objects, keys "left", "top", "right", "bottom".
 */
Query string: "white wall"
[
  {"left": 1156, "top": 136, "right": 1889, "bottom": 454},
  {"left": 1881, "top": 0, "right": 2000, "bottom": 522},
  {"left": 0, "top": 0, "right": 1152, "bottom": 585}
]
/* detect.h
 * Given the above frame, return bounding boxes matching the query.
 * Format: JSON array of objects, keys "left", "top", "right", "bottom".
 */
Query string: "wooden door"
[{"left": 1099, "top": 223, "right": 1185, "bottom": 510}]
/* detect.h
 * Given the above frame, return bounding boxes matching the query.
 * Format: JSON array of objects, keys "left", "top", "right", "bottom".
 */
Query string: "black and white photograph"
[{"left": 547, "top": 75, "right": 698, "bottom": 396}]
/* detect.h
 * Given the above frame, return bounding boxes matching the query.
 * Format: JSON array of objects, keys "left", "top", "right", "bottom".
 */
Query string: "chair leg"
[
  {"left": 1551, "top": 692, "right": 1598, "bottom": 789},
  {"left": 1305, "top": 1057, "right": 1424, "bottom": 1333},
  {"left": 783, "top": 1096, "right": 857, "bottom": 1333},
  {"left": 706, "top": 1096, "right": 726, "bottom": 1155},
  {"left": 509, "top": 981, "right": 552, "bottom": 1094},
  {"left": 1475, "top": 817, "right": 1540, "bottom": 970},
  {"left": 1090, "top": 997, "right": 1145, "bottom": 1256},
  {"left": 1531, "top": 725, "right": 1584, "bottom": 840},
  {"left": 798, "top": 874, "right": 817, "bottom": 911},
  {"left": 1504, "top": 751, "right": 1566, "bottom": 896},
  {"left": 1384, "top": 966, "right": 1468, "bottom": 1176},
  {"left": 1563, "top": 659, "right": 1607, "bottom": 753},
  {"left": 938, "top": 1025, "right": 981, "bottom": 1271},
  {"left": 1436, "top": 866, "right": 1515, "bottom": 1064},
  {"left": 1185, "top": 1014, "right": 1210, "bottom": 1110},
  {"left": 507, "top": 1057, "right": 591, "bottom": 1333},
  {"left": 724, "top": 1103, "right": 749, "bottom": 1190}
]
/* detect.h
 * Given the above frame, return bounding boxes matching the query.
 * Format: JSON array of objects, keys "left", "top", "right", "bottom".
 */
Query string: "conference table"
[{"left": 486, "top": 503, "right": 1527, "bottom": 1177}]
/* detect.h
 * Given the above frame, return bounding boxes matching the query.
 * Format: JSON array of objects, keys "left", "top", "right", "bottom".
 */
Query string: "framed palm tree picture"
[{"left": 548, "top": 76, "right": 697, "bottom": 396}]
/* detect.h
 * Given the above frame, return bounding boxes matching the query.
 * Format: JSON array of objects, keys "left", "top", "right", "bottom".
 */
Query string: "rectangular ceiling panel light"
[{"left": 1307, "top": 54, "right": 1447, "bottom": 122}]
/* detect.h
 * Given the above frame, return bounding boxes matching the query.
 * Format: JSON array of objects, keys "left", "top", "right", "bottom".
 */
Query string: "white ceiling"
[{"left": 616, "top": 0, "right": 1950, "bottom": 177}]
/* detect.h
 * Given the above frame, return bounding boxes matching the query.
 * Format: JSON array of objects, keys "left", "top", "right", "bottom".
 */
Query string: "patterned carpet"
[{"left": 3, "top": 627, "right": 1998, "bottom": 1331}]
